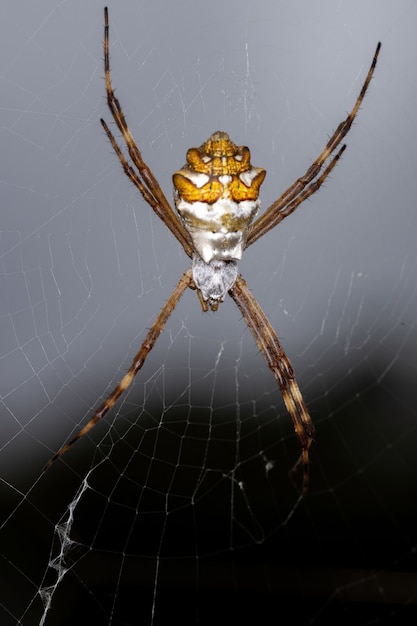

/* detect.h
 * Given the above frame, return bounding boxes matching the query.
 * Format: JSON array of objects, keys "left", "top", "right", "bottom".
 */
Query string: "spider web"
[{"left": 1, "top": 1, "right": 417, "bottom": 624}]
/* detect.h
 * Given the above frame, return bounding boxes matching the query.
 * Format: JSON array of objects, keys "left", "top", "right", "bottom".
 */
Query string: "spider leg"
[
  {"left": 102, "top": 7, "right": 192, "bottom": 257},
  {"left": 229, "top": 274, "right": 314, "bottom": 493},
  {"left": 247, "top": 42, "right": 381, "bottom": 247},
  {"left": 43, "top": 269, "right": 194, "bottom": 471},
  {"left": 247, "top": 142, "right": 347, "bottom": 245}
]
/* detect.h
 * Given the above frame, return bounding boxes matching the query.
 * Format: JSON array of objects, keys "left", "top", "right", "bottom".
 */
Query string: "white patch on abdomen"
[{"left": 175, "top": 196, "right": 260, "bottom": 263}]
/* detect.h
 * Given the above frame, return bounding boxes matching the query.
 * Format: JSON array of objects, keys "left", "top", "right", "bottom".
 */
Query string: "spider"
[{"left": 44, "top": 7, "right": 380, "bottom": 492}]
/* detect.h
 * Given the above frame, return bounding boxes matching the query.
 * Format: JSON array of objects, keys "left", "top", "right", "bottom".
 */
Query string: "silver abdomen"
[{"left": 173, "top": 131, "right": 266, "bottom": 308}]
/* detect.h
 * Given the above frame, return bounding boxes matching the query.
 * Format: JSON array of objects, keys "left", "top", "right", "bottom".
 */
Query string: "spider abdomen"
[
  {"left": 174, "top": 196, "right": 259, "bottom": 264},
  {"left": 173, "top": 131, "right": 266, "bottom": 264}
]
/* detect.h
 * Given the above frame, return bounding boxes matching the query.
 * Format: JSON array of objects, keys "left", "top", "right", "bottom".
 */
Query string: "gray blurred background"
[{"left": 1, "top": 1, "right": 417, "bottom": 624}]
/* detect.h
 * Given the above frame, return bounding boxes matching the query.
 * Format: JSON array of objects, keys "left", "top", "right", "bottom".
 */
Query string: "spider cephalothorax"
[
  {"left": 173, "top": 131, "right": 266, "bottom": 309},
  {"left": 44, "top": 7, "right": 380, "bottom": 493}
]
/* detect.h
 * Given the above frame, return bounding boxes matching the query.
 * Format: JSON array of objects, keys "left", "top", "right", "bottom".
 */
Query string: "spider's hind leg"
[
  {"left": 229, "top": 274, "right": 315, "bottom": 493},
  {"left": 43, "top": 269, "right": 194, "bottom": 471}
]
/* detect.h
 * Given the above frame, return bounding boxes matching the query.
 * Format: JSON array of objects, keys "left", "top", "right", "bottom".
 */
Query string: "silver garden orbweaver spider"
[{"left": 44, "top": 7, "right": 381, "bottom": 492}]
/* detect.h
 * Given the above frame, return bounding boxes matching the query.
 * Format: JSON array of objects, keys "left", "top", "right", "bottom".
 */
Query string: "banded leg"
[
  {"left": 102, "top": 7, "right": 192, "bottom": 256},
  {"left": 44, "top": 269, "right": 194, "bottom": 471},
  {"left": 247, "top": 42, "right": 381, "bottom": 247},
  {"left": 230, "top": 275, "right": 314, "bottom": 492}
]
